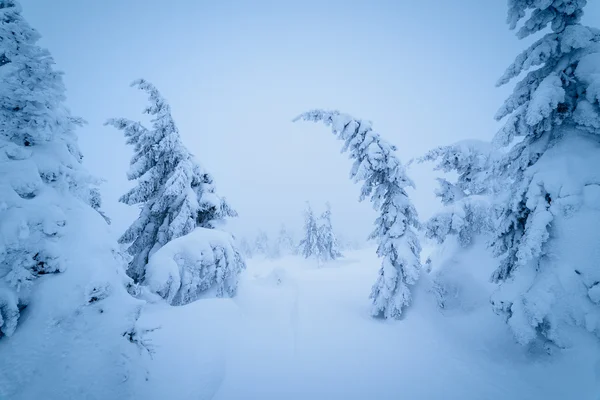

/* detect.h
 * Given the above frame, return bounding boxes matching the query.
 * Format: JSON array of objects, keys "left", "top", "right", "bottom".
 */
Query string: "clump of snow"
[
  {"left": 525, "top": 73, "right": 565, "bottom": 126},
  {"left": 425, "top": 236, "right": 496, "bottom": 314},
  {"left": 145, "top": 227, "right": 245, "bottom": 305}
]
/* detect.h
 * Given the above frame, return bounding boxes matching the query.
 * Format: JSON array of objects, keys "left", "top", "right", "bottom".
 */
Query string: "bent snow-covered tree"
[
  {"left": 0, "top": 2, "right": 147, "bottom": 397},
  {"left": 294, "top": 110, "right": 421, "bottom": 318},
  {"left": 491, "top": 0, "right": 600, "bottom": 345},
  {"left": 317, "top": 202, "right": 343, "bottom": 262},
  {"left": 418, "top": 140, "right": 496, "bottom": 247},
  {"left": 106, "top": 80, "right": 243, "bottom": 302}
]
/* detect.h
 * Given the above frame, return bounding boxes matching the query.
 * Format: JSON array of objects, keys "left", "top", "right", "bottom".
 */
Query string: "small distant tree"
[
  {"left": 316, "top": 203, "right": 342, "bottom": 262},
  {"left": 298, "top": 203, "right": 319, "bottom": 259},
  {"left": 106, "top": 79, "right": 237, "bottom": 284},
  {"left": 254, "top": 231, "right": 270, "bottom": 257},
  {"left": 276, "top": 224, "right": 296, "bottom": 256},
  {"left": 237, "top": 237, "right": 254, "bottom": 259}
]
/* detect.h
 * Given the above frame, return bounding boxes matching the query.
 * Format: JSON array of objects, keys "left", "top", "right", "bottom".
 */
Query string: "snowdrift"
[{"left": 145, "top": 227, "right": 245, "bottom": 305}]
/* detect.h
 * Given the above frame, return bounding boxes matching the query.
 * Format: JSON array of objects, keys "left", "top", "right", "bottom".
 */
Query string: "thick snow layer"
[
  {"left": 136, "top": 247, "right": 600, "bottom": 400},
  {"left": 145, "top": 227, "right": 244, "bottom": 305},
  {"left": 0, "top": 199, "right": 147, "bottom": 400},
  {"left": 492, "top": 131, "right": 600, "bottom": 344}
]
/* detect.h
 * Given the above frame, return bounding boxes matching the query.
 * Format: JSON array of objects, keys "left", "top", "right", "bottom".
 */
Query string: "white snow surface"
[
  {"left": 0, "top": 199, "right": 148, "bottom": 400},
  {"left": 134, "top": 246, "right": 600, "bottom": 400}
]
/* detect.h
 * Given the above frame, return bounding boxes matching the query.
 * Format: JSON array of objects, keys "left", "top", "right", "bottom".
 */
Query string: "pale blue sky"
[{"left": 20, "top": 0, "right": 600, "bottom": 241}]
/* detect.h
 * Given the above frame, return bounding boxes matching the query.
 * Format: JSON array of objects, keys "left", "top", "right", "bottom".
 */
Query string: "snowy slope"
[
  {"left": 0, "top": 199, "right": 148, "bottom": 400},
  {"left": 137, "top": 247, "right": 600, "bottom": 400}
]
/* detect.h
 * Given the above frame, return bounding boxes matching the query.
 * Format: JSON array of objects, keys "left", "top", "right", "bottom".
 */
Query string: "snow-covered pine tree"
[
  {"left": 0, "top": 2, "right": 147, "bottom": 396},
  {"left": 491, "top": 0, "right": 600, "bottom": 345},
  {"left": 237, "top": 236, "right": 254, "bottom": 259},
  {"left": 316, "top": 202, "right": 342, "bottom": 262},
  {"left": 298, "top": 203, "right": 319, "bottom": 259},
  {"left": 276, "top": 224, "right": 296, "bottom": 256},
  {"left": 254, "top": 230, "right": 270, "bottom": 257},
  {"left": 418, "top": 140, "right": 496, "bottom": 247},
  {"left": 106, "top": 80, "right": 243, "bottom": 302},
  {"left": 294, "top": 110, "right": 421, "bottom": 318}
]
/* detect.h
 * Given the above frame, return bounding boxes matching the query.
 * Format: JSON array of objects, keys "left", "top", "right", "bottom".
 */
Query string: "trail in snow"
[{"left": 139, "top": 247, "right": 600, "bottom": 400}]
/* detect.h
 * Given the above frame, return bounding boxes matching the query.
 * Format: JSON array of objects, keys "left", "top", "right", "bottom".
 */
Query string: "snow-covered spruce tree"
[
  {"left": 276, "top": 224, "right": 296, "bottom": 256},
  {"left": 0, "top": 0, "right": 110, "bottom": 337},
  {"left": 0, "top": 2, "right": 147, "bottom": 397},
  {"left": 490, "top": 0, "right": 600, "bottom": 346},
  {"left": 254, "top": 230, "right": 270, "bottom": 257},
  {"left": 418, "top": 140, "right": 496, "bottom": 247},
  {"left": 106, "top": 80, "right": 243, "bottom": 302},
  {"left": 237, "top": 236, "right": 254, "bottom": 259},
  {"left": 316, "top": 202, "right": 343, "bottom": 262},
  {"left": 294, "top": 111, "right": 421, "bottom": 318},
  {"left": 298, "top": 202, "right": 319, "bottom": 259}
]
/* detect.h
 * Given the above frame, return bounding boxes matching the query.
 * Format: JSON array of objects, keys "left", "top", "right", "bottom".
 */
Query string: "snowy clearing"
[{"left": 138, "top": 247, "right": 600, "bottom": 400}]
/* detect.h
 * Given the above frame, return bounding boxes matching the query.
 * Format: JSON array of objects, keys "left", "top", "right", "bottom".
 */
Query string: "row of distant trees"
[{"left": 237, "top": 203, "right": 361, "bottom": 263}]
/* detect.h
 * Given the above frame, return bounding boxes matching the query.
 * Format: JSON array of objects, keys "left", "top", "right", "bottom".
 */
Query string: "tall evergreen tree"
[
  {"left": 298, "top": 203, "right": 319, "bottom": 259},
  {"left": 295, "top": 110, "right": 421, "bottom": 318},
  {"left": 317, "top": 202, "right": 342, "bottom": 262},
  {"left": 491, "top": 0, "right": 600, "bottom": 345},
  {"left": 106, "top": 80, "right": 236, "bottom": 282},
  {"left": 0, "top": 0, "right": 103, "bottom": 337},
  {"left": 0, "top": 2, "right": 147, "bottom": 396}
]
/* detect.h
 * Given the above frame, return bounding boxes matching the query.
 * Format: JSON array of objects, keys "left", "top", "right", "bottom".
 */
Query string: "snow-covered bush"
[
  {"left": 490, "top": 0, "right": 600, "bottom": 346},
  {"left": 0, "top": 1, "right": 147, "bottom": 397},
  {"left": 294, "top": 110, "right": 421, "bottom": 318},
  {"left": 106, "top": 80, "right": 238, "bottom": 287},
  {"left": 419, "top": 140, "right": 497, "bottom": 247},
  {"left": 145, "top": 228, "right": 245, "bottom": 305}
]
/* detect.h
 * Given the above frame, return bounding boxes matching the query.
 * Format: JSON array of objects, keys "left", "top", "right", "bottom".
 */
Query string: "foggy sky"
[{"left": 19, "top": 0, "right": 600, "bottom": 242}]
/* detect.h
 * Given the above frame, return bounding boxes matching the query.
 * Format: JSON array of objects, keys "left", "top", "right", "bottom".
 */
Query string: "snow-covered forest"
[{"left": 1, "top": 0, "right": 599, "bottom": 399}]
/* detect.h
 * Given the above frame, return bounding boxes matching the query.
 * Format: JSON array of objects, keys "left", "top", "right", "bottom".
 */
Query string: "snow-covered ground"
[{"left": 136, "top": 246, "right": 600, "bottom": 400}]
